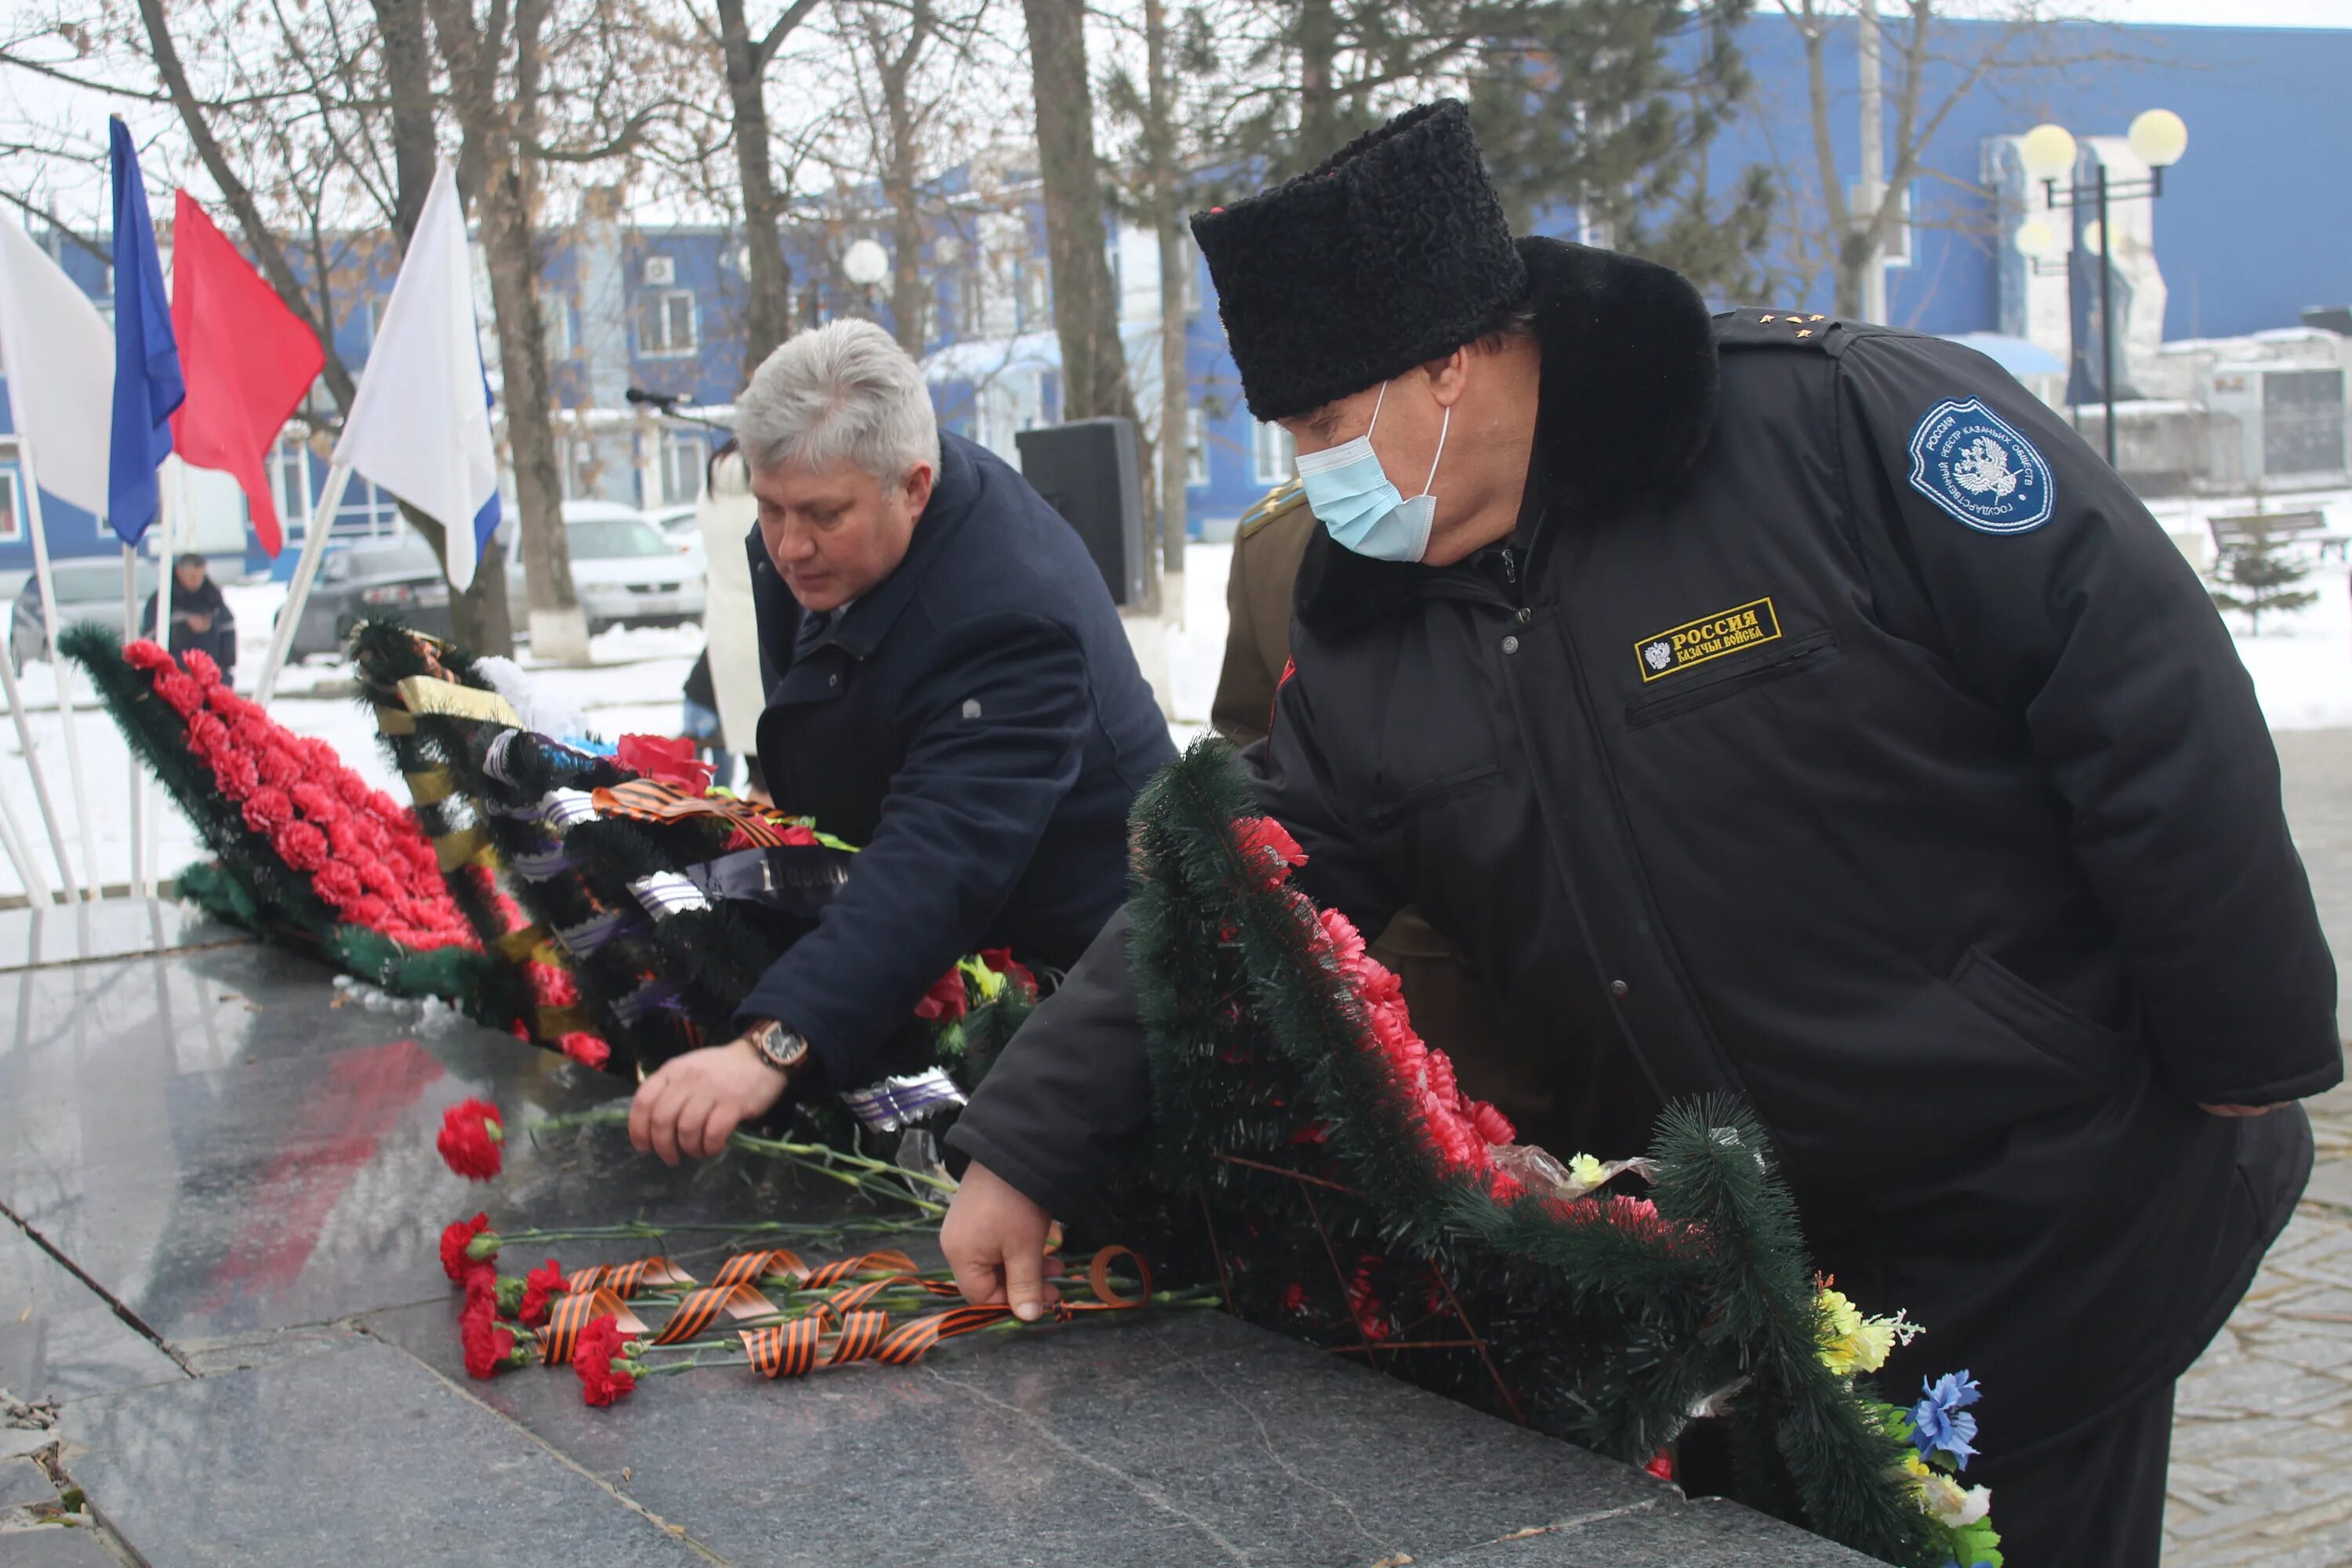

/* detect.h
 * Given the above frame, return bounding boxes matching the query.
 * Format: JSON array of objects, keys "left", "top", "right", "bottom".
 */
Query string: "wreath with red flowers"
[
  {"left": 345, "top": 618, "right": 1036, "bottom": 1151},
  {"left": 63, "top": 626, "right": 489, "bottom": 1000},
  {"left": 1123, "top": 740, "right": 1952, "bottom": 1566}
]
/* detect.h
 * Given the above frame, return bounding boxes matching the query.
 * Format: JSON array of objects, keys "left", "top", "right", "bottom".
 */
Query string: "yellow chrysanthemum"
[
  {"left": 1566, "top": 1153, "right": 1609, "bottom": 1191},
  {"left": 1815, "top": 1286, "right": 1897, "bottom": 1375}
]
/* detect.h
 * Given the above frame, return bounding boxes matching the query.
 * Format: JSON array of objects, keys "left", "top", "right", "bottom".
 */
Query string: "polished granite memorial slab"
[
  {"left": 2, "top": 901, "right": 1878, "bottom": 1567},
  {"left": 0, "top": 896, "right": 249, "bottom": 973},
  {"left": 0, "top": 1216, "right": 184, "bottom": 1402}
]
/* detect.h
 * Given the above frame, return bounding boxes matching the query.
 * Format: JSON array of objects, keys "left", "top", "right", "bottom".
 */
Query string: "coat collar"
[{"left": 1294, "top": 236, "right": 1721, "bottom": 637}]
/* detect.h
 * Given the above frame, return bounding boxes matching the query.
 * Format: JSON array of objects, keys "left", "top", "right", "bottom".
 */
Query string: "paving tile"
[
  {"left": 0, "top": 1454, "right": 55, "bottom": 1510},
  {"left": 0, "top": 1523, "right": 122, "bottom": 1567},
  {"left": 58, "top": 1334, "right": 710, "bottom": 1568},
  {"left": 0, "top": 1219, "right": 182, "bottom": 1403}
]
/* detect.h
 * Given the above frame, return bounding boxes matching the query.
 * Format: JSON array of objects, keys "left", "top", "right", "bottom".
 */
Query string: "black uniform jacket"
[
  {"left": 948, "top": 237, "right": 2340, "bottom": 1459},
  {"left": 739, "top": 430, "right": 1177, "bottom": 1090}
]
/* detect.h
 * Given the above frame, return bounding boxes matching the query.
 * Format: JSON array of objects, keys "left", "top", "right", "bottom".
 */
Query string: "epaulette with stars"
[{"left": 1715, "top": 307, "right": 1841, "bottom": 350}]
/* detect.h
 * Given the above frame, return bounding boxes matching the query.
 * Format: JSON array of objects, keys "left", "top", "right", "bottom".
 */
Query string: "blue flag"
[{"left": 108, "top": 118, "right": 184, "bottom": 546}]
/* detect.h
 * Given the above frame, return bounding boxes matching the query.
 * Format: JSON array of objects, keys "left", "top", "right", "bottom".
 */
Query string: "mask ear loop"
[
  {"left": 1419, "top": 403, "right": 1451, "bottom": 498},
  {"left": 1364, "top": 379, "right": 1391, "bottom": 437}
]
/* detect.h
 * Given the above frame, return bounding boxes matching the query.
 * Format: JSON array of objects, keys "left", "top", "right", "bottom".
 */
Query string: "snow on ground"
[{"left": 2, "top": 520, "right": 2344, "bottom": 902}]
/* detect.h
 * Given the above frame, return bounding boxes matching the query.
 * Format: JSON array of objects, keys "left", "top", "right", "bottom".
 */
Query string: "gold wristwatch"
[{"left": 744, "top": 1018, "right": 812, "bottom": 1083}]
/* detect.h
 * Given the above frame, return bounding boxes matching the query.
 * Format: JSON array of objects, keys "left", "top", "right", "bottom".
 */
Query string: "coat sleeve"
[
  {"left": 1835, "top": 332, "right": 2340, "bottom": 1106},
  {"left": 734, "top": 612, "right": 1093, "bottom": 1088},
  {"left": 945, "top": 660, "right": 1401, "bottom": 1220}
]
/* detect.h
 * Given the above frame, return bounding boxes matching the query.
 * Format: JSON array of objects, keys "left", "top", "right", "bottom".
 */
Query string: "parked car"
[
  {"left": 560, "top": 501, "right": 706, "bottom": 633},
  {"left": 9, "top": 557, "right": 162, "bottom": 673},
  {"left": 278, "top": 503, "right": 706, "bottom": 662},
  {"left": 278, "top": 533, "right": 453, "bottom": 662}
]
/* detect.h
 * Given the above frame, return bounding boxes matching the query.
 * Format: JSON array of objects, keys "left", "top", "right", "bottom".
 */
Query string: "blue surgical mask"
[{"left": 1293, "top": 379, "right": 1450, "bottom": 564}]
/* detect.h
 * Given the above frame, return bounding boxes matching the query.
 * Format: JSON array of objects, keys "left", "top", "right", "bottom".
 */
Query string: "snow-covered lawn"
[{"left": 1, "top": 522, "right": 2344, "bottom": 902}]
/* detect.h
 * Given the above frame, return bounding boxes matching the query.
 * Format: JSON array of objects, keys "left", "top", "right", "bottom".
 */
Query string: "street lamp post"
[{"left": 2012, "top": 111, "right": 2189, "bottom": 470}]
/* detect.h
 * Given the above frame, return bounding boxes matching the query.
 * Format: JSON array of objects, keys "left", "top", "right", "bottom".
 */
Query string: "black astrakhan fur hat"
[{"left": 1190, "top": 100, "right": 1529, "bottom": 423}]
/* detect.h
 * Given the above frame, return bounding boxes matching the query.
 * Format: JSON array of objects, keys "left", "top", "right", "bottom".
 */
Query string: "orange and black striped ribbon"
[
  {"left": 713, "top": 1249, "right": 804, "bottom": 1288},
  {"left": 734, "top": 1247, "right": 1152, "bottom": 1381},
  {"left": 648, "top": 1283, "right": 778, "bottom": 1346},
  {"left": 537, "top": 1287, "right": 643, "bottom": 1366},
  {"left": 591, "top": 779, "right": 804, "bottom": 848},
  {"left": 568, "top": 1258, "right": 696, "bottom": 1298}
]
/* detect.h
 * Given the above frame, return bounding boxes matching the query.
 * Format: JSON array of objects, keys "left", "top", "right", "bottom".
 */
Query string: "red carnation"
[
  {"left": 256, "top": 748, "right": 305, "bottom": 790},
  {"left": 313, "top": 861, "right": 364, "bottom": 908},
  {"left": 572, "top": 1315, "right": 638, "bottom": 1407},
  {"left": 298, "top": 735, "right": 342, "bottom": 771},
  {"left": 241, "top": 788, "right": 294, "bottom": 834},
  {"left": 524, "top": 962, "right": 579, "bottom": 1008},
  {"left": 978, "top": 948, "right": 1039, "bottom": 996},
  {"left": 230, "top": 714, "right": 273, "bottom": 750},
  {"left": 212, "top": 751, "right": 260, "bottom": 797},
  {"left": 184, "top": 711, "right": 229, "bottom": 760},
  {"left": 274, "top": 822, "right": 329, "bottom": 872},
  {"left": 459, "top": 1295, "right": 526, "bottom": 1379},
  {"left": 437, "top": 1098, "right": 506, "bottom": 1181},
  {"left": 559, "top": 1032, "right": 611, "bottom": 1070},
  {"left": 517, "top": 1258, "right": 570, "bottom": 1329},
  {"left": 778, "top": 822, "right": 819, "bottom": 848},
  {"left": 154, "top": 671, "right": 203, "bottom": 716},
  {"left": 1466, "top": 1099, "right": 1515, "bottom": 1148},
  {"left": 333, "top": 772, "right": 374, "bottom": 808},
  {"left": 123, "top": 639, "right": 173, "bottom": 672},
  {"left": 1233, "top": 815, "right": 1307, "bottom": 888},
  {"left": 615, "top": 733, "right": 713, "bottom": 794},
  {"left": 202, "top": 684, "right": 248, "bottom": 716},
  {"left": 440, "top": 1214, "right": 492, "bottom": 1283},
  {"left": 913, "top": 967, "right": 968, "bottom": 1023},
  {"left": 367, "top": 790, "right": 407, "bottom": 825},
  {"left": 1645, "top": 1450, "right": 1675, "bottom": 1481},
  {"left": 180, "top": 648, "right": 223, "bottom": 688}
]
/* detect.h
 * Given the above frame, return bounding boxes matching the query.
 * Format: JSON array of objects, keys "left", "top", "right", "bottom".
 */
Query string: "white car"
[{"left": 553, "top": 501, "right": 707, "bottom": 633}]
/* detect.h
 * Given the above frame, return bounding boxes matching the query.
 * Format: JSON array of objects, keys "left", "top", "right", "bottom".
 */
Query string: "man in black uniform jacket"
[{"left": 938, "top": 101, "right": 2339, "bottom": 1564}]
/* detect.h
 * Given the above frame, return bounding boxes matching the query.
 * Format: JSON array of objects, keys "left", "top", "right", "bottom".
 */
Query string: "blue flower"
[{"left": 1910, "top": 1370, "right": 1983, "bottom": 1470}]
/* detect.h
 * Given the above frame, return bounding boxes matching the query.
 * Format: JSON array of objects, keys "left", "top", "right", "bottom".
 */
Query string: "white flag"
[
  {"left": 334, "top": 164, "right": 501, "bottom": 590},
  {"left": 0, "top": 219, "right": 116, "bottom": 517}
]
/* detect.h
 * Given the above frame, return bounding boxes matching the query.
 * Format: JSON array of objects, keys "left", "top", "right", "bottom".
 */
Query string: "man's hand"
[
  {"left": 2201, "top": 1102, "right": 2288, "bottom": 1117},
  {"left": 628, "top": 1036, "right": 789, "bottom": 1164},
  {"left": 942, "top": 1160, "right": 1062, "bottom": 1321}
]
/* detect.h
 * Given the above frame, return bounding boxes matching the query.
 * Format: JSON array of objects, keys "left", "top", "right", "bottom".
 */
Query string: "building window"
[
  {"left": 1252, "top": 421, "right": 1294, "bottom": 486},
  {"left": 659, "top": 430, "right": 707, "bottom": 505},
  {"left": 270, "top": 438, "right": 310, "bottom": 533},
  {"left": 563, "top": 438, "right": 601, "bottom": 500},
  {"left": 1186, "top": 408, "right": 1208, "bottom": 487},
  {"left": 640, "top": 289, "right": 699, "bottom": 356},
  {"left": 0, "top": 464, "right": 18, "bottom": 541},
  {"left": 1018, "top": 259, "right": 1051, "bottom": 332},
  {"left": 539, "top": 289, "right": 573, "bottom": 358}
]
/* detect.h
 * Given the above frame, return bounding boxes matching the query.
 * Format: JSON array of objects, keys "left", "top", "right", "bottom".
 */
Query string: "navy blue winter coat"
[{"left": 738, "top": 430, "right": 1176, "bottom": 1092}]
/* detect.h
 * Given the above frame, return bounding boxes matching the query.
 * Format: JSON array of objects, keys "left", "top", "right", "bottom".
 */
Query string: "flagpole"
[
  {"left": 16, "top": 440, "right": 99, "bottom": 900},
  {"left": 142, "top": 463, "right": 182, "bottom": 895},
  {"left": 252, "top": 461, "right": 351, "bottom": 705},
  {"left": 0, "top": 745, "right": 44, "bottom": 905},
  {"left": 122, "top": 539, "right": 147, "bottom": 898}
]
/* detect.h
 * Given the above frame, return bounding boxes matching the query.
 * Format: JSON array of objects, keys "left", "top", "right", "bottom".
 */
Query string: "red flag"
[{"left": 167, "top": 191, "right": 325, "bottom": 557}]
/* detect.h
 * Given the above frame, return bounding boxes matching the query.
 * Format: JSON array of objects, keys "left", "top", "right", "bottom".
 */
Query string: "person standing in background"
[{"left": 144, "top": 553, "right": 236, "bottom": 678}]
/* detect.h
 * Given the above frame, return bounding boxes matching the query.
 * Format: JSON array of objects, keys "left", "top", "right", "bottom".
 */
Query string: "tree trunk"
[
  {"left": 373, "top": 0, "right": 441, "bottom": 248},
  {"left": 478, "top": 158, "right": 586, "bottom": 662},
  {"left": 716, "top": 0, "right": 799, "bottom": 379},
  {"left": 876, "top": 13, "right": 931, "bottom": 358},
  {"left": 1018, "top": 0, "right": 1138, "bottom": 428},
  {"left": 1145, "top": 0, "right": 1187, "bottom": 583},
  {"left": 1295, "top": 0, "right": 1340, "bottom": 165}
]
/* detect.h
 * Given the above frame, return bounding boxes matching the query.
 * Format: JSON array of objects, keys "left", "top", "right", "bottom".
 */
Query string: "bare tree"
[
  {"left": 1016, "top": 0, "right": 1137, "bottom": 430},
  {"left": 712, "top": 0, "right": 825, "bottom": 373},
  {"left": 1774, "top": 0, "right": 2134, "bottom": 321}
]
